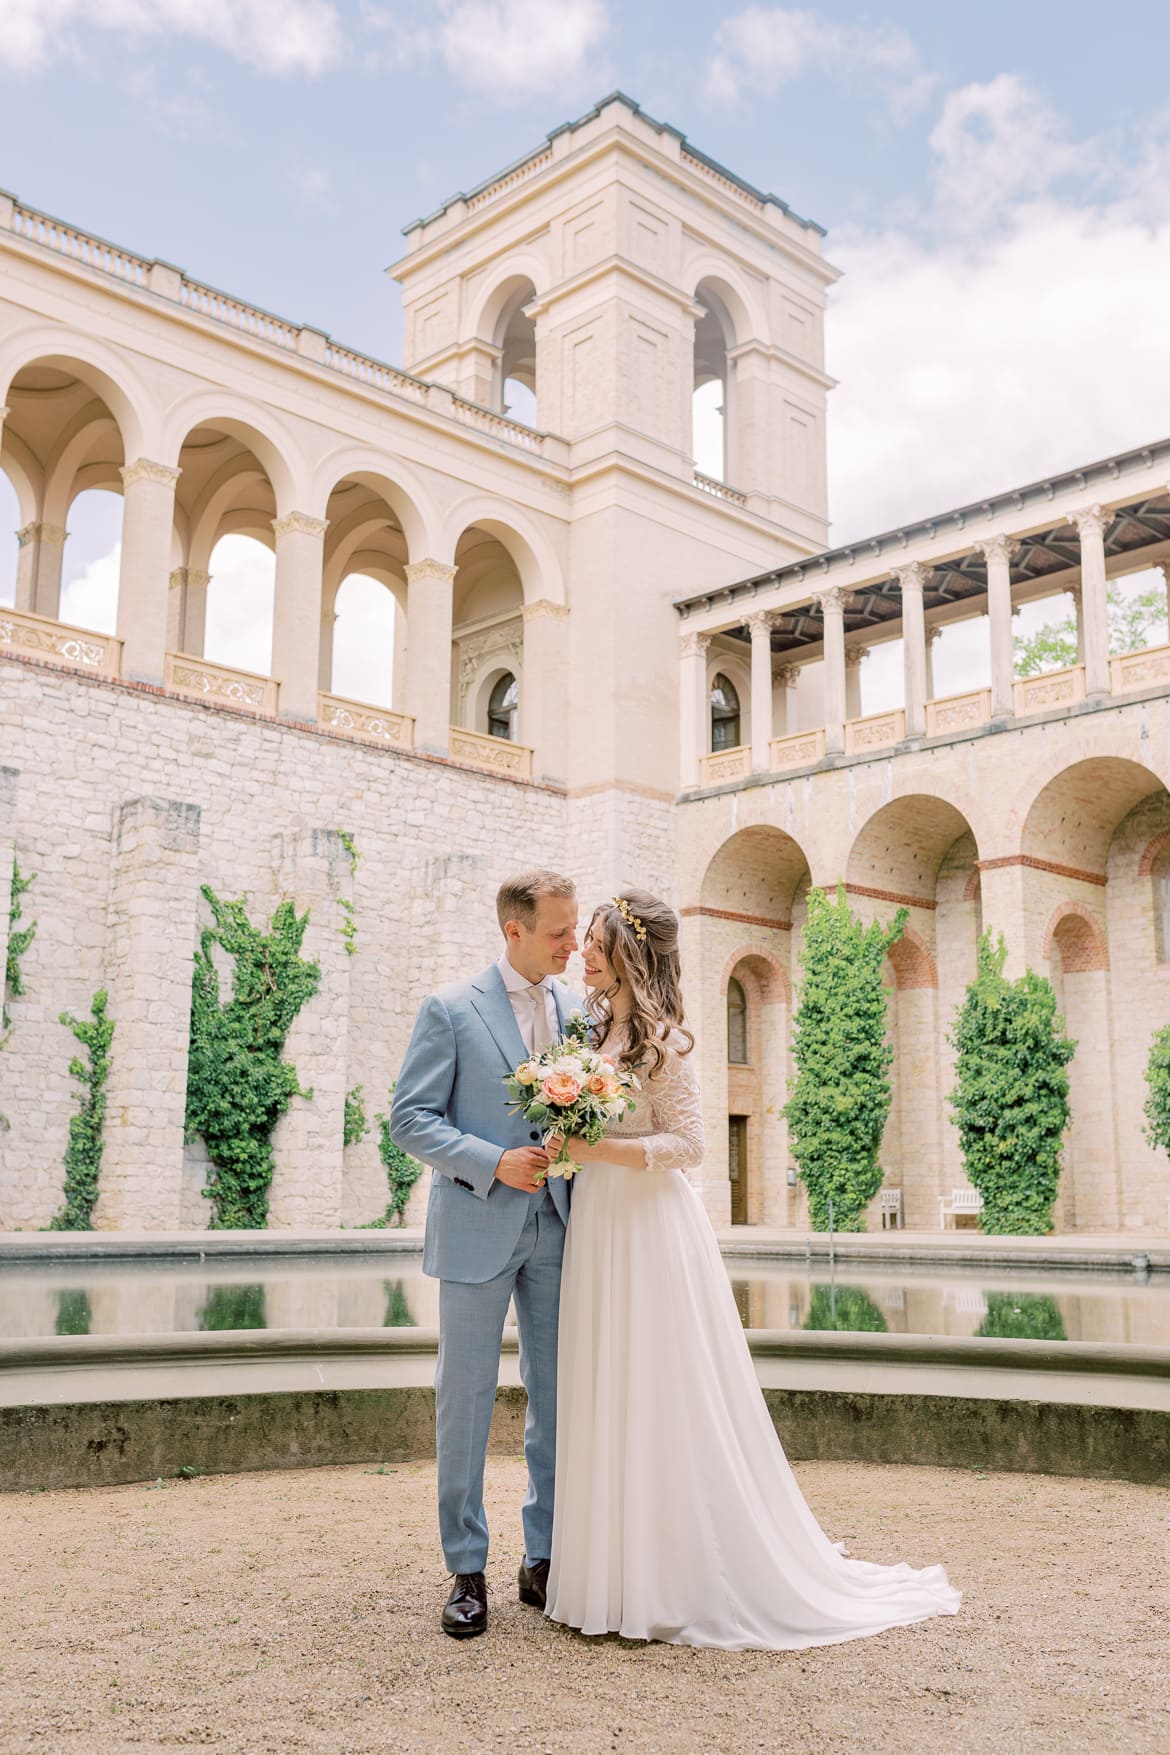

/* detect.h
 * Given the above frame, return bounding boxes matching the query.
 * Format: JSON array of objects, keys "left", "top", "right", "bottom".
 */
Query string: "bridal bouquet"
[{"left": 504, "top": 1009, "right": 639, "bottom": 1180}]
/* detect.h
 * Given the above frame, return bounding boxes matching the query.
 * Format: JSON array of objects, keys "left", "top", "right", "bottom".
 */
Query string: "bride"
[{"left": 544, "top": 888, "right": 960, "bottom": 1650}]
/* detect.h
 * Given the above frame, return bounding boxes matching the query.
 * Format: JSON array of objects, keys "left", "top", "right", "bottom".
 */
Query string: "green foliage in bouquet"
[
  {"left": 948, "top": 933, "right": 1075, "bottom": 1234},
  {"left": 184, "top": 885, "right": 320, "bottom": 1230},
  {"left": 803, "top": 1284, "right": 888, "bottom": 1333},
  {"left": 785, "top": 886, "right": 906, "bottom": 1231},
  {"left": 975, "top": 1292, "right": 1066, "bottom": 1341},
  {"left": 48, "top": 989, "right": 114, "bottom": 1231},
  {"left": 1142, "top": 1023, "right": 1170, "bottom": 1161}
]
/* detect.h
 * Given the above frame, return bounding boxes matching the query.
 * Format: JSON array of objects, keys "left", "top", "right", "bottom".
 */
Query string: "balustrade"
[
  {"left": 844, "top": 707, "right": 905, "bottom": 755},
  {"left": 318, "top": 692, "right": 415, "bottom": 751},
  {"left": 925, "top": 689, "right": 991, "bottom": 737},
  {"left": 448, "top": 725, "right": 533, "bottom": 780},
  {"left": 1014, "top": 665, "right": 1086, "bottom": 717},
  {"left": 0, "top": 606, "right": 122, "bottom": 675},
  {"left": 163, "top": 653, "right": 278, "bottom": 715},
  {"left": 699, "top": 745, "right": 752, "bottom": 785}
]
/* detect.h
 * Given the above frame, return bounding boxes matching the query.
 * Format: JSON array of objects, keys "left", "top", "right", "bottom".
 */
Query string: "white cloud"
[
  {"left": 362, "top": 0, "right": 607, "bottom": 99},
  {"left": 0, "top": 0, "right": 343, "bottom": 75},
  {"left": 706, "top": 6, "right": 934, "bottom": 118},
  {"left": 204, "top": 536, "right": 276, "bottom": 677},
  {"left": 59, "top": 541, "right": 120, "bottom": 636},
  {"left": 826, "top": 79, "right": 1170, "bottom": 543}
]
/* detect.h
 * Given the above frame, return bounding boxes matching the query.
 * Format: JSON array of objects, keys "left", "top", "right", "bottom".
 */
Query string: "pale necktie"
[{"left": 529, "top": 982, "right": 553, "bottom": 1055}]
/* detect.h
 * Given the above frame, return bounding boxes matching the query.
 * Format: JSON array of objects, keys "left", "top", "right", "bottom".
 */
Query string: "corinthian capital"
[
  {"left": 1072, "top": 503, "right": 1107, "bottom": 541},
  {"left": 894, "top": 561, "right": 930, "bottom": 595},
  {"left": 680, "top": 631, "right": 711, "bottom": 660},
  {"left": 744, "top": 609, "right": 776, "bottom": 637},
  {"left": 404, "top": 557, "right": 458, "bottom": 585},
  {"left": 978, "top": 533, "right": 1018, "bottom": 569},
  {"left": 272, "top": 511, "right": 329, "bottom": 541},
  {"left": 813, "top": 585, "right": 852, "bottom": 616},
  {"left": 120, "top": 457, "right": 181, "bottom": 491}
]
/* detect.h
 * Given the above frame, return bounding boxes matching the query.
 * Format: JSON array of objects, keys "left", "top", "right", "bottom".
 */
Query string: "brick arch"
[
  {"left": 886, "top": 926, "right": 938, "bottom": 991},
  {"left": 963, "top": 869, "right": 982, "bottom": 903},
  {"left": 1138, "top": 828, "right": 1170, "bottom": 878},
  {"left": 1042, "top": 901, "right": 1109, "bottom": 973},
  {"left": 720, "top": 944, "right": 790, "bottom": 1006}
]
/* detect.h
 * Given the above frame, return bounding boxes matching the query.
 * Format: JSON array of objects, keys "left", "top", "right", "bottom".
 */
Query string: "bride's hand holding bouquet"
[{"left": 504, "top": 1010, "right": 638, "bottom": 1181}]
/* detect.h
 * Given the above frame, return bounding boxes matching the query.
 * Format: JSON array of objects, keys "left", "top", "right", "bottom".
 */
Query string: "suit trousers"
[{"left": 435, "top": 1184, "right": 565, "bottom": 1574}]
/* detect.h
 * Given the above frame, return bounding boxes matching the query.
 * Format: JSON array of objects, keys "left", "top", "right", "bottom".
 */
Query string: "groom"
[{"left": 390, "top": 869, "right": 578, "bottom": 1639}]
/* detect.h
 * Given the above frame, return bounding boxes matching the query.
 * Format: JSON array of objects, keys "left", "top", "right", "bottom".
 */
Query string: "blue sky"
[{"left": 2, "top": 0, "right": 1170, "bottom": 703}]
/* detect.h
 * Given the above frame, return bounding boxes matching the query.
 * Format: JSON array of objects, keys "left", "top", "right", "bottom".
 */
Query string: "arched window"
[
  {"left": 710, "top": 672, "right": 740, "bottom": 752},
  {"left": 1152, "top": 850, "right": 1170, "bottom": 963},
  {"left": 488, "top": 671, "right": 519, "bottom": 741},
  {"left": 693, "top": 289, "right": 732, "bottom": 481},
  {"left": 727, "top": 977, "right": 748, "bottom": 1064}
]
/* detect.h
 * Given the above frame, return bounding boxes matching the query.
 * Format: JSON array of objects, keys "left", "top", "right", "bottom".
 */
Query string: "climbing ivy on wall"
[
  {"left": 184, "top": 885, "right": 320, "bottom": 1230},
  {"left": 785, "top": 885, "right": 906, "bottom": 1231},
  {"left": 344, "top": 1084, "right": 369, "bottom": 1149},
  {"left": 3, "top": 857, "right": 37, "bottom": 1032},
  {"left": 337, "top": 831, "right": 359, "bottom": 957},
  {"left": 948, "top": 933, "right": 1075, "bottom": 1235},
  {"left": 49, "top": 990, "right": 114, "bottom": 1231},
  {"left": 363, "top": 1086, "right": 423, "bottom": 1229}
]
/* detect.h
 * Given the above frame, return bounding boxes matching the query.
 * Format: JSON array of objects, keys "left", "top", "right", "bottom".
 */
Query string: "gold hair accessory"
[{"left": 611, "top": 895, "right": 647, "bottom": 942}]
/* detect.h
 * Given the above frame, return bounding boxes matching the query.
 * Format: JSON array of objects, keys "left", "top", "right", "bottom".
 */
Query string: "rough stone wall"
[{"left": 0, "top": 656, "right": 573, "bottom": 1230}]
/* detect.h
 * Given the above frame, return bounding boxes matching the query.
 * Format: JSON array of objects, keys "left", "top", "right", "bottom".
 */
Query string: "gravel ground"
[{"left": 2, "top": 1456, "right": 1167, "bottom": 1755}]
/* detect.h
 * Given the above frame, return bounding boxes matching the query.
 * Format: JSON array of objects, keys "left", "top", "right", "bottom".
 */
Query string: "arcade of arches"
[{"left": 684, "top": 753, "right": 1170, "bottom": 1235}]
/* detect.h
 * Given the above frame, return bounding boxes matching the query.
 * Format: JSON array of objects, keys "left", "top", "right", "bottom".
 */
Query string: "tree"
[
  {"left": 948, "top": 933, "right": 1075, "bottom": 1234},
  {"left": 1014, "top": 579, "right": 1166, "bottom": 678},
  {"left": 785, "top": 885, "right": 906, "bottom": 1231},
  {"left": 1142, "top": 1023, "right": 1170, "bottom": 1161}
]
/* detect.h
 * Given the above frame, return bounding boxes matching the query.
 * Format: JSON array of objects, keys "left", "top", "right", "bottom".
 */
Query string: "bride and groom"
[{"left": 390, "top": 869, "right": 960, "bottom": 1649}]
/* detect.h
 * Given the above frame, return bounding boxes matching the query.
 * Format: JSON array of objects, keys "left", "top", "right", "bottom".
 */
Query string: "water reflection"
[{"left": 1, "top": 1256, "right": 1167, "bottom": 1345}]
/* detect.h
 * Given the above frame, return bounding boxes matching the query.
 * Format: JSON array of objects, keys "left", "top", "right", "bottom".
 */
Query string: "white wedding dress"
[{"left": 546, "top": 1031, "right": 961, "bottom": 1650}]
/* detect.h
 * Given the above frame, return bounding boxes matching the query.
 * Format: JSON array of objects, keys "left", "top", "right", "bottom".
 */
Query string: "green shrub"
[
  {"left": 803, "top": 1284, "right": 888, "bottom": 1332},
  {"left": 196, "top": 1283, "right": 267, "bottom": 1331},
  {"left": 786, "top": 885, "right": 906, "bottom": 1230},
  {"left": 364, "top": 1087, "right": 423, "bottom": 1228},
  {"left": 1142, "top": 1024, "right": 1170, "bottom": 1160},
  {"left": 948, "top": 933, "right": 1075, "bottom": 1234},
  {"left": 976, "top": 1293, "right": 1066, "bottom": 1341}
]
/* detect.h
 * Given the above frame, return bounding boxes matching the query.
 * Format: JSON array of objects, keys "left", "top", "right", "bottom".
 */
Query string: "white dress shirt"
[{"left": 497, "top": 951, "right": 557, "bottom": 1056}]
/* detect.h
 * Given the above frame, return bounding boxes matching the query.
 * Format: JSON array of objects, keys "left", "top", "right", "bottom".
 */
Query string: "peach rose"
[
  {"left": 585, "top": 1074, "right": 609, "bottom": 1095},
  {"left": 542, "top": 1072, "right": 581, "bottom": 1107},
  {"left": 515, "top": 1061, "right": 540, "bottom": 1085}
]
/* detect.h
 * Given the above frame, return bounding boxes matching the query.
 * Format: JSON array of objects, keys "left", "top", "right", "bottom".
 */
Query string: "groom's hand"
[{"left": 494, "top": 1147, "right": 550, "bottom": 1192}]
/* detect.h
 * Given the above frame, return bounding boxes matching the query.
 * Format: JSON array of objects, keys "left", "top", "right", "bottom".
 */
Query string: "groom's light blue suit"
[{"left": 390, "top": 964, "right": 571, "bottom": 1573}]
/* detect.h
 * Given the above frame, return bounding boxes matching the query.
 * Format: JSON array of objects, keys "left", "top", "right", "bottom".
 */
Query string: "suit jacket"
[{"left": 389, "top": 963, "right": 572, "bottom": 1282}]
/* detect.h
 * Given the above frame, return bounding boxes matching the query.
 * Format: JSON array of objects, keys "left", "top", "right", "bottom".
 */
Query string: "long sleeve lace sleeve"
[{"left": 632, "top": 1041, "right": 705, "bottom": 1174}]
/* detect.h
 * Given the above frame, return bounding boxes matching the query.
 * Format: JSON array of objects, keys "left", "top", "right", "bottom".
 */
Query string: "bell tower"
[{"left": 391, "top": 94, "right": 840, "bottom": 889}]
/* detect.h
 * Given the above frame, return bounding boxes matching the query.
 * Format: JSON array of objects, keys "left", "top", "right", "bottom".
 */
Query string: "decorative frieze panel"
[
  {"left": 0, "top": 606, "right": 121, "bottom": 676},
  {"left": 1014, "top": 665, "right": 1085, "bottom": 717},
  {"left": 318, "top": 692, "right": 415, "bottom": 751},
  {"left": 164, "top": 652, "right": 278, "bottom": 714},
  {"left": 700, "top": 745, "right": 751, "bottom": 785},
  {"left": 1110, "top": 644, "right": 1170, "bottom": 695},
  {"left": 925, "top": 689, "right": 991, "bottom": 736},
  {"left": 844, "top": 708, "right": 905, "bottom": 754},
  {"left": 769, "top": 728, "right": 826, "bottom": 771},
  {"left": 448, "top": 725, "right": 534, "bottom": 780},
  {"left": 455, "top": 616, "right": 523, "bottom": 718}
]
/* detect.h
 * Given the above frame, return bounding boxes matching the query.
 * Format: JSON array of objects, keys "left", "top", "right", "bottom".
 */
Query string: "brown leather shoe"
[
  {"left": 441, "top": 1572, "right": 487, "bottom": 1639},
  {"left": 518, "top": 1557, "right": 550, "bottom": 1610}
]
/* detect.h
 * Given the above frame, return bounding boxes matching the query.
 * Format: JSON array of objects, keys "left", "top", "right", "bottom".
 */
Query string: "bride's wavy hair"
[{"left": 586, "top": 888, "right": 694, "bottom": 1077}]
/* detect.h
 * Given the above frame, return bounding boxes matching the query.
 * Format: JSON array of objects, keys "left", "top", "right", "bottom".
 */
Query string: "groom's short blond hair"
[{"left": 497, "top": 869, "right": 576, "bottom": 932}]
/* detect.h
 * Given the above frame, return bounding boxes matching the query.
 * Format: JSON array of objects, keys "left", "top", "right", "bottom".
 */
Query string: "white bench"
[
  {"left": 879, "top": 1188, "right": 903, "bottom": 1230},
  {"left": 939, "top": 1188, "right": 984, "bottom": 1228}
]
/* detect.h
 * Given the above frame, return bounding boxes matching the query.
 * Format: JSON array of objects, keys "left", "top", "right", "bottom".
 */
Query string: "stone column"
[
  {"left": 404, "top": 558, "right": 457, "bottom": 755},
  {"left": 521, "top": 598, "right": 570, "bottom": 784},
  {"left": 271, "top": 512, "right": 328, "bottom": 722},
  {"left": 117, "top": 460, "right": 182, "bottom": 683},
  {"left": 679, "top": 631, "right": 711, "bottom": 788},
  {"left": 15, "top": 523, "right": 68, "bottom": 619},
  {"left": 774, "top": 664, "right": 800, "bottom": 738},
  {"left": 896, "top": 562, "right": 929, "bottom": 737},
  {"left": 1158, "top": 561, "right": 1170, "bottom": 640},
  {"left": 815, "top": 587, "right": 848, "bottom": 756},
  {"left": 166, "top": 566, "right": 210, "bottom": 657},
  {"left": 318, "top": 607, "right": 337, "bottom": 693},
  {"left": 980, "top": 535, "right": 1017, "bottom": 717},
  {"left": 844, "top": 643, "right": 867, "bottom": 721},
  {"left": 926, "top": 625, "right": 941, "bottom": 700},
  {"left": 95, "top": 797, "right": 202, "bottom": 1230},
  {"left": 746, "top": 611, "right": 774, "bottom": 771},
  {"left": 1073, "top": 504, "right": 1110, "bottom": 698},
  {"left": 269, "top": 827, "right": 354, "bottom": 1228}
]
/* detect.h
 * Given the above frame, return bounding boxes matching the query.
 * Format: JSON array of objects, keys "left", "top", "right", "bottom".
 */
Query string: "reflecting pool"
[{"left": 3, "top": 1254, "right": 1169, "bottom": 1346}]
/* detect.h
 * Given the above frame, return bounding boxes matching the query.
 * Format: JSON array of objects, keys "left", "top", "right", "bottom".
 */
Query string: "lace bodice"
[{"left": 604, "top": 1029, "right": 704, "bottom": 1173}]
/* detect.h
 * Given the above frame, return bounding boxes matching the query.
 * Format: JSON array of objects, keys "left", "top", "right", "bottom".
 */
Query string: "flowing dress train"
[{"left": 545, "top": 1033, "right": 961, "bottom": 1650}]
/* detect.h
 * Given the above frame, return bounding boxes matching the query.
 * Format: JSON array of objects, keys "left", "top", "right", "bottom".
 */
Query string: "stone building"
[{"left": 1, "top": 93, "right": 1168, "bottom": 1234}]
